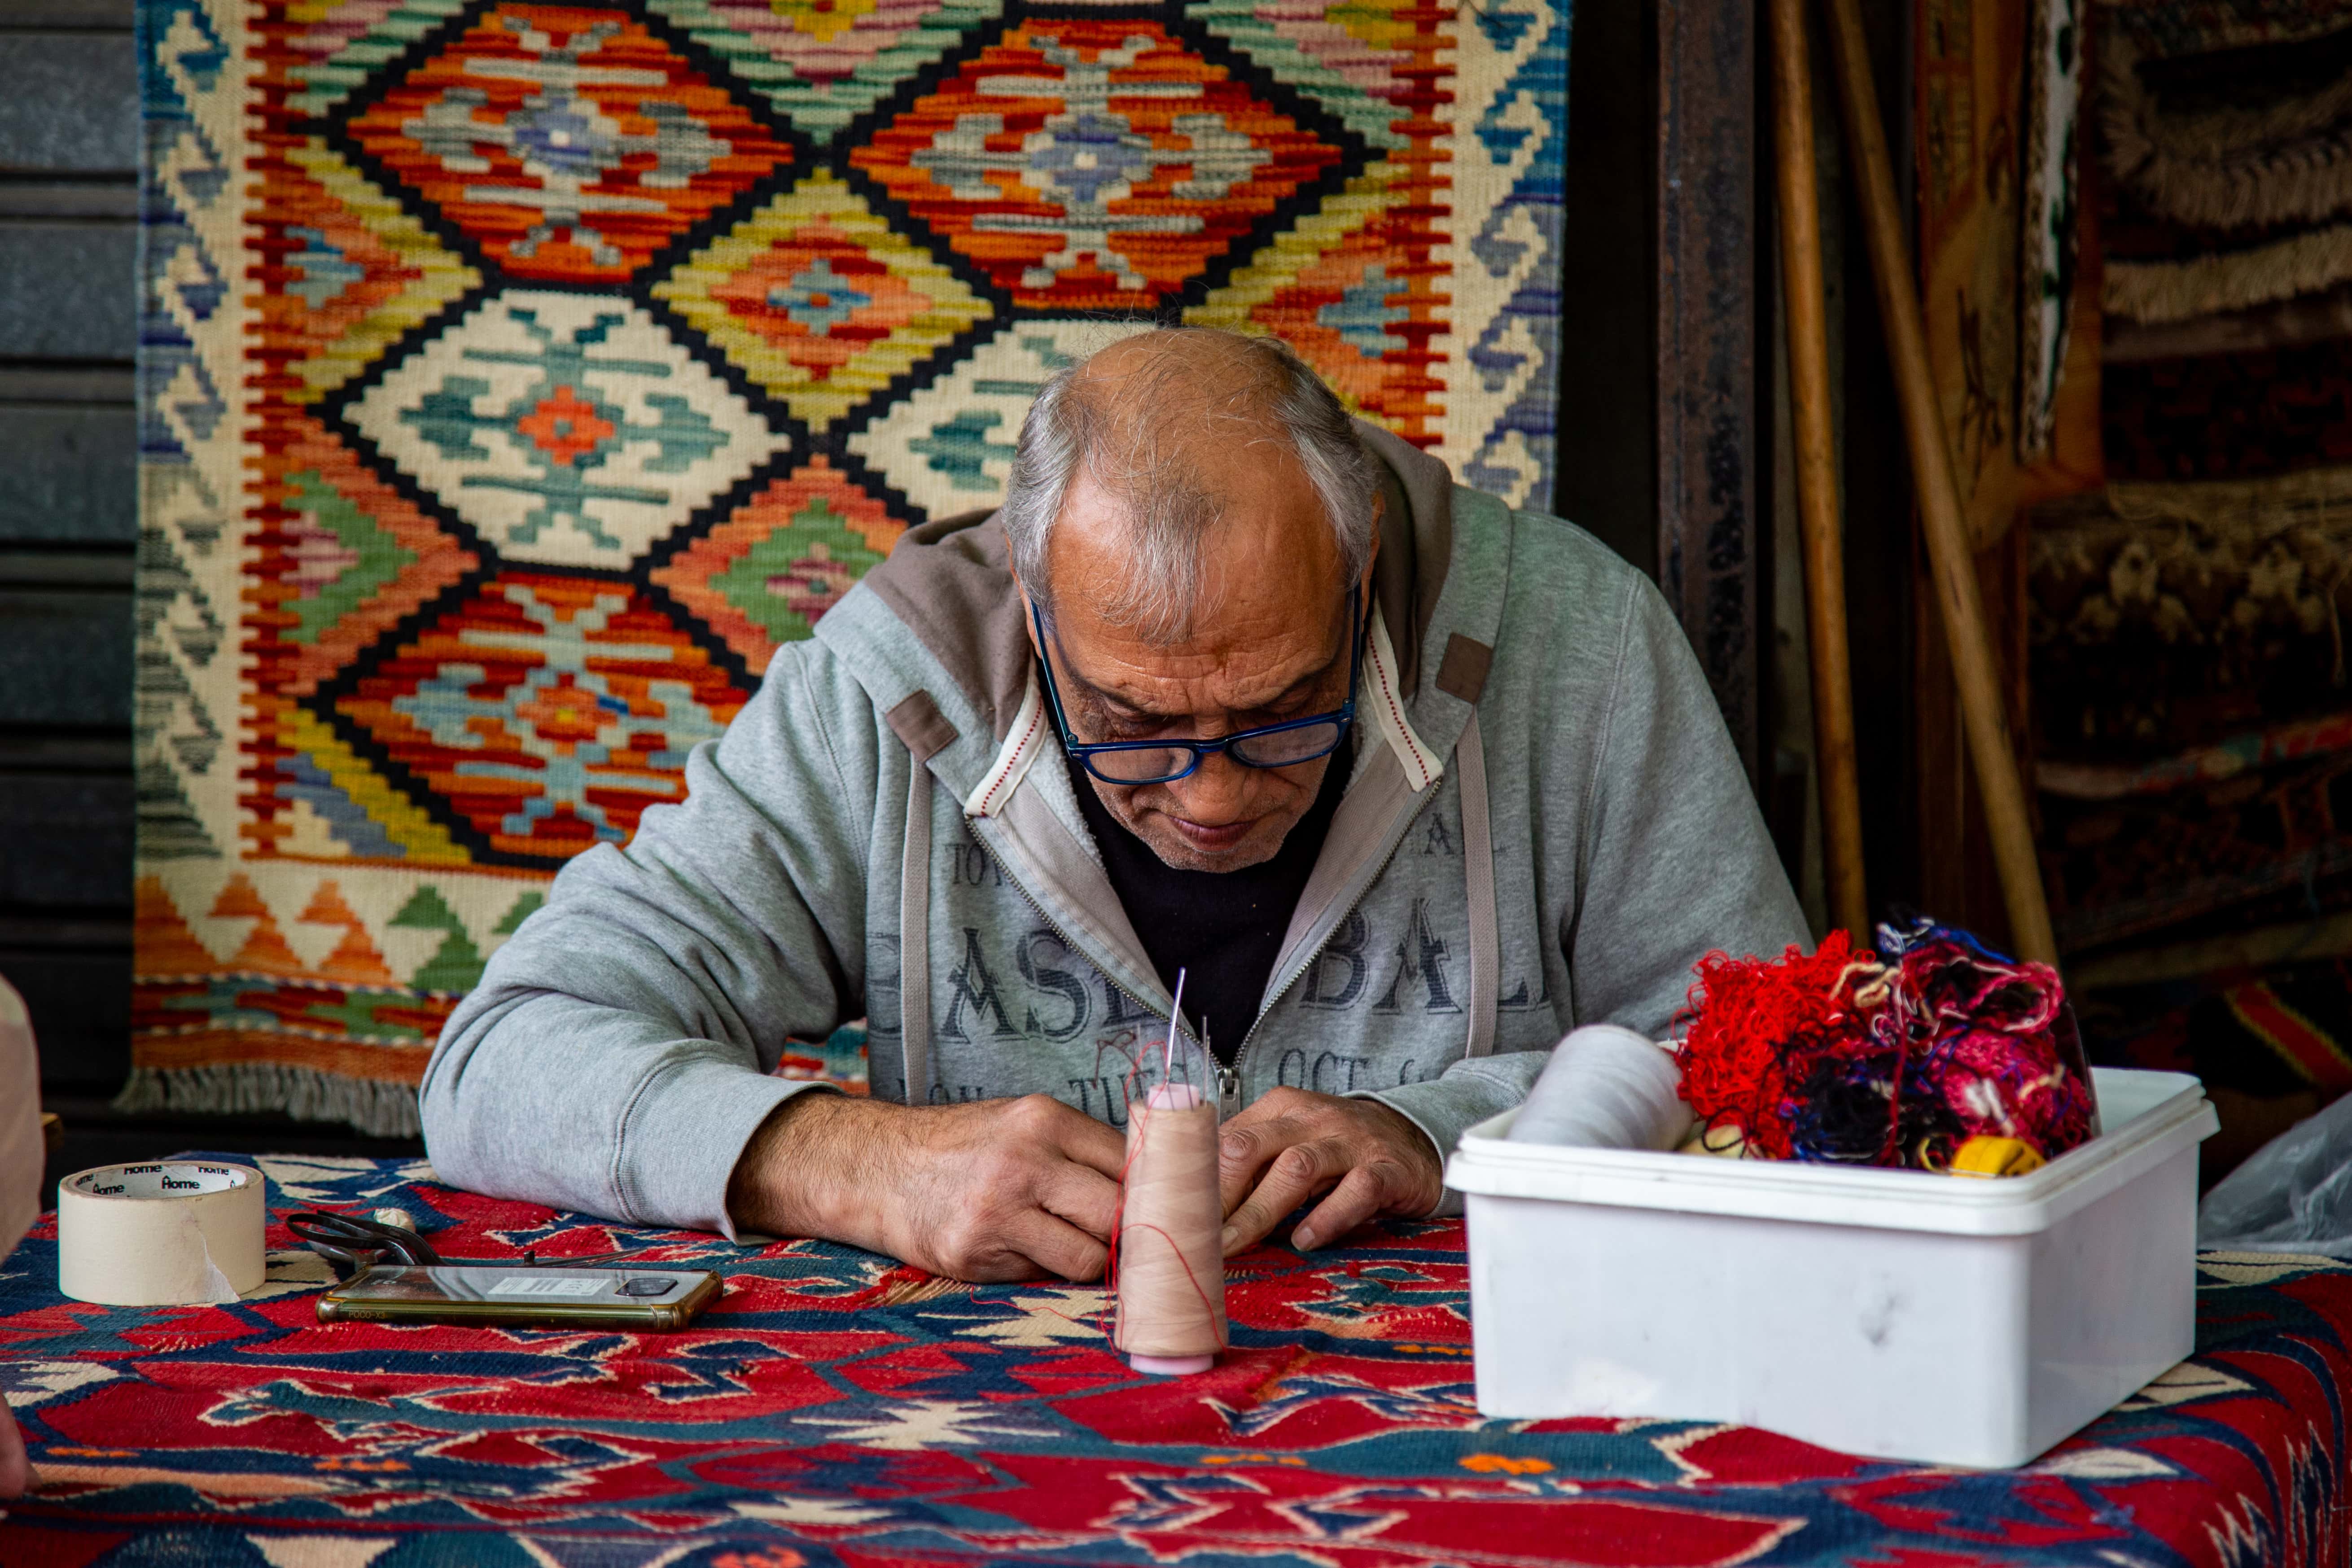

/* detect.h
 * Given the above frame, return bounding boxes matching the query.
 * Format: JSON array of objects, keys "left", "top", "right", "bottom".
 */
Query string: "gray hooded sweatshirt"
[{"left": 419, "top": 425, "right": 1806, "bottom": 1237}]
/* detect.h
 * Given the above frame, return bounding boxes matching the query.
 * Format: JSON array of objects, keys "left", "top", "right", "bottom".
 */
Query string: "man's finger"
[
  {"left": 1055, "top": 1105, "right": 1130, "bottom": 1180},
  {"left": 1007, "top": 1208, "right": 1111, "bottom": 1283},
  {"left": 1040, "top": 1159, "right": 1123, "bottom": 1243},
  {"left": 1292, "top": 1162, "right": 1401, "bottom": 1251},
  {"left": 1217, "top": 1114, "right": 1308, "bottom": 1216},
  {"left": 1220, "top": 1137, "right": 1347, "bottom": 1257}
]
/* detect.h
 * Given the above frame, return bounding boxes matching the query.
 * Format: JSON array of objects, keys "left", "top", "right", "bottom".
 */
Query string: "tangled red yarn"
[
  {"left": 1675, "top": 929, "right": 1875, "bottom": 1160},
  {"left": 1672, "top": 920, "right": 2094, "bottom": 1169}
]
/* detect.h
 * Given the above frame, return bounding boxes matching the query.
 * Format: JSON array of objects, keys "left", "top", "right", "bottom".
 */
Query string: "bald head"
[{"left": 1001, "top": 328, "right": 1379, "bottom": 644}]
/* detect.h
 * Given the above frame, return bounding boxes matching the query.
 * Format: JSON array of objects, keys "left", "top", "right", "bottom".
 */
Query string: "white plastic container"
[{"left": 1447, "top": 1068, "right": 2217, "bottom": 1468}]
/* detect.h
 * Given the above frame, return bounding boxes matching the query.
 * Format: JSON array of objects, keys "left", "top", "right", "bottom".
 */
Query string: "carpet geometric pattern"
[
  {"left": 5, "top": 1163, "right": 2352, "bottom": 1566},
  {"left": 130, "top": 0, "right": 1569, "bottom": 1134}
]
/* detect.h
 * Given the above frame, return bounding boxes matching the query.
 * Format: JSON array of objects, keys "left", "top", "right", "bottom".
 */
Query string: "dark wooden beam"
[{"left": 1655, "top": 0, "right": 1762, "bottom": 784}]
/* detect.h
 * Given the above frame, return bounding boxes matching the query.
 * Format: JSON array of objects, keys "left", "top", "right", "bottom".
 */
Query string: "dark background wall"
[{"left": 3, "top": 0, "right": 141, "bottom": 1107}]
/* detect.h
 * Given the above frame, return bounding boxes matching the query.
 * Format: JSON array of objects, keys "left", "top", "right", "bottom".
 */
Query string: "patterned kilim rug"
[
  {"left": 127, "top": 0, "right": 1568, "bottom": 1133},
  {"left": 9, "top": 1160, "right": 2352, "bottom": 1565}
]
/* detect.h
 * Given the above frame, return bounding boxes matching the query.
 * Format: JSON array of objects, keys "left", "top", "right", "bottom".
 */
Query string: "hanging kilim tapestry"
[{"left": 127, "top": 0, "right": 1570, "bottom": 1132}]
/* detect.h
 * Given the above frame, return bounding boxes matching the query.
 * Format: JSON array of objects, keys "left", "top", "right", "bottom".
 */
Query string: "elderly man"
[{"left": 422, "top": 329, "right": 1803, "bottom": 1281}]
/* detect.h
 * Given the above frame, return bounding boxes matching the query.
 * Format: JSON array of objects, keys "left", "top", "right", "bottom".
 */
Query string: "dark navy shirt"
[{"left": 1068, "top": 743, "right": 1350, "bottom": 1064}]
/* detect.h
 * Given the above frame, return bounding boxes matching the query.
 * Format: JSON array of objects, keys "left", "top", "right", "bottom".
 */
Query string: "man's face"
[{"left": 1027, "top": 454, "right": 1371, "bottom": 874}]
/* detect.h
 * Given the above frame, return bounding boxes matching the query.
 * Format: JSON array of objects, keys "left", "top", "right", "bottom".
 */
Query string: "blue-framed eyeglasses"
[{"left": 1029, "top": 590, "right": 1364, "bottom": 786}]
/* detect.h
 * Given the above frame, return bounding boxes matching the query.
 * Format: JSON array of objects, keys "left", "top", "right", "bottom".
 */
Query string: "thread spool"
[{"left": 1114, "top": 1082, "right": 1227, "bottom": 1375}]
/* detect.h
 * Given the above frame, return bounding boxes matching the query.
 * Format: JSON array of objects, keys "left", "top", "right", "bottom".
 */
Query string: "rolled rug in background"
[{"left": 1508, "top": 1024, "right": 1693, "bottom": 1150}]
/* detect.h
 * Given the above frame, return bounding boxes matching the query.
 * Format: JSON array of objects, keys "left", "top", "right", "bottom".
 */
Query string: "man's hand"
[
  {"left": 1216, "top": 1088, "right": 1444, "bottom": 1255},
  {"left": 728, "top": 1092, "right": 1126, "bottom": 1283}
]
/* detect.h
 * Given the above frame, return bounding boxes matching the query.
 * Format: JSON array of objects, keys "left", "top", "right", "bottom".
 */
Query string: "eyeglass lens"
[{"left": 1084, "top": 719, "right": 1348, "bottom": 784}]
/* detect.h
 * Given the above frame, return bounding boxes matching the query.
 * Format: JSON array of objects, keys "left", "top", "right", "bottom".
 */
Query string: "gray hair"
[{"left": 1001, "top": 329, "right": 1380, "bottom": 644}]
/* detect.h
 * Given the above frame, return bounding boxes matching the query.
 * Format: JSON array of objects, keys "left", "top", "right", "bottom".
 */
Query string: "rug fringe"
[
  {"left": 2032, "top": 462, "right": 2352, "bottom": 543},
  {"left": 2104, "top": 280, "right": 2352, "bottom": 362},
  {"left": 114, "top": 1064, "right": 423, "bottom": 1139},
  {"left": 2105, "top": 222, "right": 2352, "bottom": 324},
  {"left": 2101, "top": 35, "right": 2352, "bottom": 233}
]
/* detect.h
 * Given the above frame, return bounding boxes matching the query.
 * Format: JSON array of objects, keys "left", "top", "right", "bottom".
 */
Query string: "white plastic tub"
[{"left": 1447, "top": 1067, "right": 2218, "bottom": 1468}]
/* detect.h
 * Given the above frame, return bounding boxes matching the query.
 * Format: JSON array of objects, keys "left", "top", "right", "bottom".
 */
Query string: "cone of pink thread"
[{"left": 1113, "top": 1082, "right": 1228, "bottom": 1375}]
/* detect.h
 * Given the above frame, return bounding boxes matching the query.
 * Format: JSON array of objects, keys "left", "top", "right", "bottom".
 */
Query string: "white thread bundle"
[
  {"left": 1507, "top": 1024, "right": 1694, "bottom": 1151},
  {"left": 1113, "top": 1082, "right": 1228, "bottom": 1374}
]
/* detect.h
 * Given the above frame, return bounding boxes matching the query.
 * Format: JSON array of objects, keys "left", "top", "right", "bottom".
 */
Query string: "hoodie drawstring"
[
  {"left": 899, "top": 761, "right": 933, "bottom": 1102},
  {"left": 885, "top": 691, "right": 955, "bottom": 1104},
  {"left": 1457, "top": 709, "right": 1499, "bottom": 1059}
]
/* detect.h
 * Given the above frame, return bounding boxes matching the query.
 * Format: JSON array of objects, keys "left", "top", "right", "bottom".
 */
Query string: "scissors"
[
  {"left": 286, "top": 1210, "right": 648, "bottom": 1281},
  {"left": 285, "top": 1211, "right": 446, "bottom": 1279}
]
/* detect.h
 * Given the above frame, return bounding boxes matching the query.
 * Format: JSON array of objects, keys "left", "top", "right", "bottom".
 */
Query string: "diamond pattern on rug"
[
  {"left": 267, "top": 140, "right": 483, "bottom": 407},
  {"left": 850, "top": 19, "right": 1351, "bottom": 311},
  {"left": 331, "top": 572, "right": 751, "bottom": 863},
  {"left": 1185, "top": 160, "right": 1441, "bottom": 445},
  {"left": 847, "top": 318, "right": 1153, "bottom": 519},
  {"left": 260, "top": 415, "right": 479, "bottom": 703},
  {"left": 653, "top": 171, "right": 992, "bottom": 431},
  {"left": 346, "top": 288, "right": 786, "bottom": 566},
  {"left": 262, "top": 701, "right": 478, "bottom": 864},
  {"left": 345, "top": 2, "right": 794, "bottom": 283},
  {"left": 653, "top": 457, "right": 905, "bottom": 668},
  {"left": 1192, "top": 0, "right": 1420, "bottom": 151},
  {"left": 646, "top": 0, "right": 1002, "bottom": 140},
  {"left": 285, "top": 0, "right": 476, "bottom": 116}
]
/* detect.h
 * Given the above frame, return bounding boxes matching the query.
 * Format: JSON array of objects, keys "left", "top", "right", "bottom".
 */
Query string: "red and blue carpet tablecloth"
[{"left": 4, "top": 1159, "right": 2352, "bottom": 1567}]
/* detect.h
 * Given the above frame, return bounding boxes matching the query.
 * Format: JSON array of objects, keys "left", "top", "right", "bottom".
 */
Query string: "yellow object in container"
[{"left": 1949, "top": 1137, "right": 2046, "bottom": 1178}]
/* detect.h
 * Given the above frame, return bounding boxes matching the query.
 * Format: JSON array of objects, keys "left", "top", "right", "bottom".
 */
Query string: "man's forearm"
[{"left": 422, "top": 986, "right": 804, "bottom": 1232}]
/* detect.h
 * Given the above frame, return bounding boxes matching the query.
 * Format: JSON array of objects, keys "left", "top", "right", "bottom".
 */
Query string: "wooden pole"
[
  {"left": 1769, "top": 0, "right": 1869, "bottom": 942},
  {"left": 1817, "top": 0, "right": 2059, "bottom": 965}
]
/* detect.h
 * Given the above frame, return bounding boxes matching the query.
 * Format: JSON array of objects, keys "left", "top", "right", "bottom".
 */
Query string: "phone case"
[{"left": 316, "top": 1264, "right": 723, "bottom": 1331}]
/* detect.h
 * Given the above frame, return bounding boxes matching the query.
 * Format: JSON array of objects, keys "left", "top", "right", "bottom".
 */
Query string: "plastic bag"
[{"left": 2197, "top": 1090, "right": 2352, "bottom": 1256}]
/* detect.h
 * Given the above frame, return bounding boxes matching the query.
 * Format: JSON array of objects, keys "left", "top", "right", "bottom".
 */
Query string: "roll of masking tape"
[{"left": 57, "top": 1161, "right": 267, "bottom": 1305}]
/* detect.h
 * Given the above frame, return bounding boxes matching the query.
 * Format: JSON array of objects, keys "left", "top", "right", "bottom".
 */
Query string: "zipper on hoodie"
[
  {"left": 964, "top": 828, "right": 1190, "bottom": 1089},
  {"left": 1221, "top": 801, "right": 1430, "bottom": 1097},
  {"left": 970, "top": 793, "right": 1434, "bottom": 1123}
]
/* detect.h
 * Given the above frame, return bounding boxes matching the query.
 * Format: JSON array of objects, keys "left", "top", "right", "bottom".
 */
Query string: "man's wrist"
[
  {"left": 727, "top": 1087, "right": 865, "bottom": 1241},
  {"left": 1350, "top": 1093, "right": 1448, "bottom": 1214}
]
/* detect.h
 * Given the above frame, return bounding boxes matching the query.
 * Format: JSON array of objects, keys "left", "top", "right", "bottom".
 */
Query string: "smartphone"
[{"left": 316, "top": 1263, "right": 723, "bottom": 1330}]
